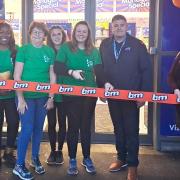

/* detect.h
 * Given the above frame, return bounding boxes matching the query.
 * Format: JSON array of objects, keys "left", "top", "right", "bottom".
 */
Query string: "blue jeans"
[{"left": 16, "top": 97, "right": 47, "bottom": 165}]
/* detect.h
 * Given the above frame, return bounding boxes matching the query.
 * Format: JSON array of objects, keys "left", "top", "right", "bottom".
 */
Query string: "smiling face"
[
  {"left": 30, "top": 27, "right": 45, "bottom": 46},
  {"left": 50, "top": 28, "right": 63, "bottom": 46},
  {"left": 112, "top": 19, "right": 128, "bottom": 40},
  {"left": 75, "top": 24, "right": 88, "bottom": 44},
  {"left": 0, "top": 25, "right": 11, "bottom": 47}
]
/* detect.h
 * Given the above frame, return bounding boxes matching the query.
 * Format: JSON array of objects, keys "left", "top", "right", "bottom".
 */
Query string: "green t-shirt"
[
  {"left": 16, "top": 43, "right": 55, "bottom": 98},
  {"left": 56, "top": 42, "right": 101, "bottom": 88},
  {"left": 0, "top": 49, "right": 15, "bottom": 99}
]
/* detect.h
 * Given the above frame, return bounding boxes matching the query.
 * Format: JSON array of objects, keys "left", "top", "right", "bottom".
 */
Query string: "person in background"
[
  {"left": 54, "top": 21, "right": 102, "bottom": 176},
  {"left": 0, "top": 21, "right": 19, "bottom": 166},
  {"left": 46, "top": 26, "right": 67, "bottom": 165},
  {"left": 13, "top": 21, "right": 56, "bottom": 180},
  {"left": 99, "top": 15, "right": 152, "bottom": 180},
  {"left": 168, "top": 52, "right": 180, "bottom": 128}
]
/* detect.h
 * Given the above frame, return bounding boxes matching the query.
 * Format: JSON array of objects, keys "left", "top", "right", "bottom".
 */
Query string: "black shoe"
[
  {"left": 3, "top": 149, "right": 16, "bottom": 167},
  {"left": 56, "top": 150, "right": 64, "bottom": 165},
  {"left": 46, "top": 151, "right": 56, "bottom": 165}
]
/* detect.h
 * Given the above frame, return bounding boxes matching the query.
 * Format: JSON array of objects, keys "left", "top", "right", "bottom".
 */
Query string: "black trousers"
[
  {"left": 108, "top": 99, "right": 139, "bottom": 167},
  {"left": 47, "top": 102, "right": 66, "bottom": 151},
  {"left": 0, "top": 98, "right": 19, "bottom": 148},
  {"left": 63, "top": 96, "right": 97, "bottom": 159}
]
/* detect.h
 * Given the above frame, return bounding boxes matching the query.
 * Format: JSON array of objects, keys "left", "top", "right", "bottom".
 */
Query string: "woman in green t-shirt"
[
  {"left": 0, "top": 21, "right": 19, "bottom": 166},
  {"left": 54, "top": 21, "right": 103, "bottom": 176},
  {"left": 13, "top": 21, "right": 56, "bottom": 180},
  {"left": 46, "top": 25, "right": 67, "bottom": 165}
]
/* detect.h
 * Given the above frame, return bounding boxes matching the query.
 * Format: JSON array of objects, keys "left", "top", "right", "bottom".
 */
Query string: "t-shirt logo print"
[
  {"left": 10, "top": 58, "right": 13, "bottom": 65},
  {"left": 86, "top": 59, "right": 93, "bottom": 67},
  {"left": 43, "top": 55, "right": 50, "bottom": 63}
]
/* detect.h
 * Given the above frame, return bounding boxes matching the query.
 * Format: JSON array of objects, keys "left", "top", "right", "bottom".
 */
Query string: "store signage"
[
  {"left": 70, "top": 0, "right": 114, "bottom": 12},
  {"left": 116, "top": 0, "right": 149, "bottom": 12},
  {"left": 34, "top": 0, "right": 68, "bottom": 13},
  {"left": 0, "top": 0, "right": 4, "bottom": 20},
  {"left": 70, "top": 0, "right": 85, "bottom": 12},
  {"left": 96, "top": 0, "right": 113, "bottom": 12}
]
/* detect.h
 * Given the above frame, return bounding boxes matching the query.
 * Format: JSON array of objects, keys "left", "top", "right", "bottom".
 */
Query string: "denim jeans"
[{"left": 16, "top": 97, "right": 47, "bottom": 165}]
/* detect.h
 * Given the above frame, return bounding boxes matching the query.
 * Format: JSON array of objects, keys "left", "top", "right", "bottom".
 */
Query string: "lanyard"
[{"left": 113, "top": 39, "right": 126, "bottom": 62}]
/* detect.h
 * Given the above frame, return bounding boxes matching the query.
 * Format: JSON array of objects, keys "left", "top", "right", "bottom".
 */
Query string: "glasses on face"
[{"left": 31, "top": 30, "right": 44, "bottom": 36}]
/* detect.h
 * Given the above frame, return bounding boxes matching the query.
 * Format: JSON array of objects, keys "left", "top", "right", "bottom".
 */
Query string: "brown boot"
[
  {"left": 109, "top": 160, "right": 128, "bottom": 172},
  {"left": 127, "top": 167, "right": 138, "bottom": 180}
]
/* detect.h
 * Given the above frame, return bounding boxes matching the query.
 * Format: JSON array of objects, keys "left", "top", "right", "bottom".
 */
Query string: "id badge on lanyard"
[{"left": 113, "top": 39, "right": 126, "bottom": 63}]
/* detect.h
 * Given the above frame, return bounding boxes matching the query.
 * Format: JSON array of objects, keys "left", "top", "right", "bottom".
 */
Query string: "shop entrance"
[{"left": 2, "top": 0, "right": 154, "bottom": 145}]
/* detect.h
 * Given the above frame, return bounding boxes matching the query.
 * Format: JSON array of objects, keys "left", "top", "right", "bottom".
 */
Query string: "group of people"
[{"left": 0, "top": 14, "right": 178, "bottom": 180}]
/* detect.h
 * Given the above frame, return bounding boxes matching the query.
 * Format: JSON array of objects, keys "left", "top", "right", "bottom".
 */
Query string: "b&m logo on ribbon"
[{"left": 0, "top": 80, "right": 180, "bottom": 105}]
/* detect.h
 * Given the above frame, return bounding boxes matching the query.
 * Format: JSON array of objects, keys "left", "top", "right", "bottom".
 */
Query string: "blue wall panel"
[
  {"left": 162, "top": 0, "right": 180, "bottom": 51},
  {"left": 160, "top": 0, "right": 180, "bottom": 136}
]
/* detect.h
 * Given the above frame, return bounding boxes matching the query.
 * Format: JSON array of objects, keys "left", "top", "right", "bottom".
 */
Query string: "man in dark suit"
[{"left": 99, "top": 14, "right": 152, "bottom": 180}]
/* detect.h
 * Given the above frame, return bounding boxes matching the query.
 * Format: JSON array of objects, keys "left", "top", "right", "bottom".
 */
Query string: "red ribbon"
[{"left": 0, "top": 79, "right": 179, "bottom": 104}]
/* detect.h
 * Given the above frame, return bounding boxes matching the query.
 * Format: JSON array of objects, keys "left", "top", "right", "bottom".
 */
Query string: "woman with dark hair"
[
  {"left": 54, "top": 21, "right": 103, "bottom": 176},
  {"left": 0, "top": 21, "right": 19, "bottom": 166},
  {"left": 13, "top": 21, "right": 56, "bottom": 180},
  {"left": 46, "top": 26, "right": 67, "bottom": 165},
  {"left": 168, "top": 52, "right": 180, "bottom": 128}
]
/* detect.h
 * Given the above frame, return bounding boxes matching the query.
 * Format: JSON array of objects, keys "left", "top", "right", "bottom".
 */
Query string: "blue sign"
[
  {"left": 0, "top": 0, "right": 4, "bottom": 20},
  {"left": 34, "top": 0, "right": 68, "bottom": 13},
  {"left": 162, "top": 0, "right": 180, "bottom": 51},
  {"left": 0, "top": 0, "right": 3, "bottom": 9},
  {"left": 160, "top": 0, "right": 180, "bottom": 136}
]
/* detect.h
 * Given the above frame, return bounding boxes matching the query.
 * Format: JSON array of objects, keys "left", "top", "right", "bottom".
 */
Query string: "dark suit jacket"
[{"left": 99, "top": 33, "right": 152, "bottom": 92}]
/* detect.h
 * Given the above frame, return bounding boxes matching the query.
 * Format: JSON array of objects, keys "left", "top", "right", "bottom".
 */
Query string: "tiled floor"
[{"left": 0, "top": 143, "right": 180, "bottom": 180}]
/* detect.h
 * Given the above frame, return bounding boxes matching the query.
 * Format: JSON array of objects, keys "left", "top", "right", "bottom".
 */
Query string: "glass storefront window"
[
  {"left": 1, "top": 0, "right": 22, "bottom": 133},
  {"left": 2, "top": 0, "right": 150, "bottom": 136},
  {"left": 33, "top": 0, "right": 85, "bottom": 40},
  {"left": 95, "top": 0, "right": 150, "bottom": 135},
  {"left": 95, "top": 0, "right": 150, "bottom": 48},
  {"left": 4, "top": 0, "right": 22, "bottom": 45},
  {"left": 33, "top": 0, "right": 85, "bottom": 132}
]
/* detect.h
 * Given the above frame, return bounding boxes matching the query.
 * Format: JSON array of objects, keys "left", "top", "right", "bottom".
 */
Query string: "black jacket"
[{"left": 99, "top": 33, "right": 152, "bottom": 92}]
